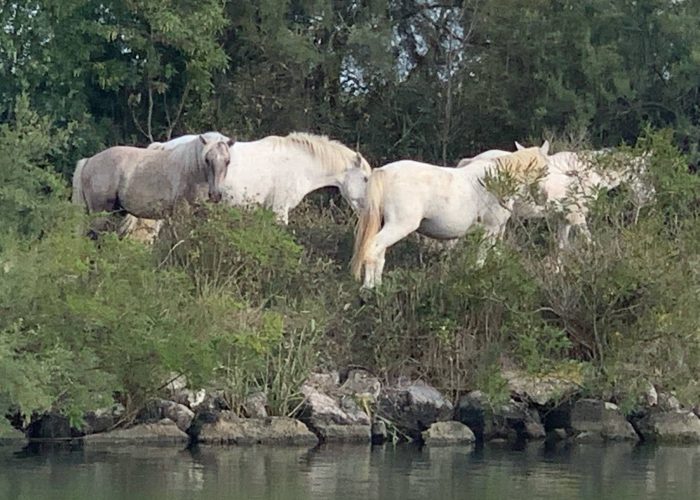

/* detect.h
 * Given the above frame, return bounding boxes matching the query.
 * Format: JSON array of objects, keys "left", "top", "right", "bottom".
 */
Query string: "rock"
[
  {"left": 570, "top": 399, "right": 639, "bottom": 442},
  {"left": 339, "top": 369, "right": 381, "bottom": 400},
  {"left": 377, "top": 380, "right": 453, "bottom": 440},
  {"left": 542, "top": 401, "right": 574, "bottom": 431},
  {"left": 657, "top": 392, "right": 681, "bottom": 412},
  {"left": 305, "top": 371, "right": 340, "bottom": 393},
  {"left": 165, "top": 372, "right": 188, "bottom": 393},
  {"left": 83, "top": 412, "right": 114, "bottom": 435},
  {"left": 496, "top": 399, "right": 544, "bottom": 440},
  {"left": 136, "top": 399, "right": 166, "bottom": 422},
  {"left": 170, "top": 388, "right": 208, "bottom": 410},
  {"left": 134, "top": 399, "right": 194, "bottom": 433},
  {"left": 454, "top": 391, "right": 543, "bottom": 441},
  {"left": 545, "top": 428, "right": 569, "bottom": 443},
  {"left": 26, "top": 412, "right": 75, "bottom": 439},
  {"left": 642, "top": 382, "right": 658, "bottom": 407},
  {"left": 192, "top": 413, "right": 318, "bottom": 446},
  {"left": 83, "top": 403, "right": 125, "bottom": 435},
  {"left": 83, "top": 418, "right": 189, "bottom": 445},
  {"left": 524, "top": 420, "right": 546, "bottom": 440},
  {"left": 635, "top": 411, "right": 700, "bottom": 443},
  {"left": 371, "top": 420, "right": 388, "bottom": 445},
  {"left": 298, "top": 372, "right": 372, "bottom": 442},
  {"left": 163, "top": 374, "right": 215, "bottom": 411},
  {"left": 313, "top": 424, "right": 371, "bottom": 442},
  {"left": 243, "top": 392, "right": 268, "bottom": 418},
  {"left": 503, "top": 369, "right": 581, "bottom": 407},
  {"left": 161, "top": 401, "right": 194, "bottom": 433},
  {"left": 421, "top": 421, "right": 475, "bottom": 446},
  {"left": 454, "top": 391, "right": 489, "bottom": 437},
  {"left": 194, "top": 391, "right": 230, "bottom": 413}
]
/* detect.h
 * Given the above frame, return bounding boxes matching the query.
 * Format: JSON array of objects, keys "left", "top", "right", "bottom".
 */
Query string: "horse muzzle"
[{"left": 209, "top": 191, "right": 223, "bottom": 203}]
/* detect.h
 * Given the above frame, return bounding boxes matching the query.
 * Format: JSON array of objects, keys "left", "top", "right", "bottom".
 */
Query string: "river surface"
[{"left": 1, "top": 440, "right": 698, "bottom": 499}]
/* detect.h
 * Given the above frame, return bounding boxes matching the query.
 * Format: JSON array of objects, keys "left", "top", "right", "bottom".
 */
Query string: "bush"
[
  {"left": 0, "top": 94, "right": 76, "bottom": 242},
  {"left": 157, "top": 203, "right": 327, "bottom": 415}
]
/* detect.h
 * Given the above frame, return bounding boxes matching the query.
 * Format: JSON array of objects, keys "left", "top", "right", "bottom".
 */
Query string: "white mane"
[{"left": 263, "top": 132, "right": 371, "bottom": 175}]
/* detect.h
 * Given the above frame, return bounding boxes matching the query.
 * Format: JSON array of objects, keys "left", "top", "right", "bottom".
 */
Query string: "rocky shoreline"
[{"left": 7, "top": 369, "right": 700, "bottom": 448}]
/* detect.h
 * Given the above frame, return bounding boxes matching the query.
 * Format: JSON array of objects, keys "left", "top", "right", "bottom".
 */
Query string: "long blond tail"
[
  {"left": 71, "top": 158, "right": 88, "bottom": 208},
  {"left": 350, "top": 170, "right": 385, "bottom": 281}
]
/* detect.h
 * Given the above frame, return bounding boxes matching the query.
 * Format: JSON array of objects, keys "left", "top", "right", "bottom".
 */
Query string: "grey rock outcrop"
[
  {"left": 298, "top": 370, "right": 376, "bottom": 442},
  {"left": 503, "top": 369, "right": 581, "bottom": 407},
  {"left": 377, "top": 380, "right": 452, "bottom": 440},
  {"left": 635, "top": 410, "right": 700, "bottom": 443},
  {"left": 570, "top": 399, "right": 639, "bottom": 442},
  {"left": 83, "top": 418, "right": 189, "bottom": 445},
  {"left": 454, "top": 391, "right": 544, "bottom": 441},
  {"left": 422, "top": 421, "right": 476, "bottom": 446},
  {"left": 192, "top": 412, "right": 318, "bottom": 446}
]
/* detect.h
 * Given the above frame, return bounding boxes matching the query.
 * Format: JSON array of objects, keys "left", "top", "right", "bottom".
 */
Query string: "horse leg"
[
  {"left": 578, "top": 223, "right": 592, "bottom": 245},
  {"left": 556, "top": 222, "right": 572, "bottom": 250},
  {"left": 561, "top": 209, "right": 589, "bottom": 248},
  {"left": 415, "top": 233, "right": 426, "bottom": 266},
  {"left": 476, "top": 223, "right": 506, "bottom": 267},
  {"left": 363, "top": 222, "right": 419, "bottom": 289},
  {"left": 273, "top": 206, "right": 290, "bottom": 225}
]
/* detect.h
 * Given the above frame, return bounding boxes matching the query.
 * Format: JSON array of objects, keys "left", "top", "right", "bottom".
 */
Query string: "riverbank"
[{"left": 11, "top": 368, "right": 700, "bottom": 448}]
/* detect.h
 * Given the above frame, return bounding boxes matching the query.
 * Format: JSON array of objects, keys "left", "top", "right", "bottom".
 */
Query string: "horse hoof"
[{"left": 358, "top": 286, "right": 374, "bottom": 306}]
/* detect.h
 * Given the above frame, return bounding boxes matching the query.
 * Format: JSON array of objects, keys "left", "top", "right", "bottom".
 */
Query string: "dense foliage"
[{"left": 1, "top": 1, "right": 699, "bottom": 426}]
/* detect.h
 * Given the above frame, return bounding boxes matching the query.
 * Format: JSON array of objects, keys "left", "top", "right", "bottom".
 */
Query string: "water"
[{"left": 1, "top": 441, "right": 698, "bottom": 500}]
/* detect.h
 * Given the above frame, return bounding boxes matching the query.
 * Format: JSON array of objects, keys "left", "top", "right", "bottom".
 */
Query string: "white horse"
[
  {"left": 505, "top": 142, "right": 655, "bottom": 248},
  {"left": 220, "top": 132, "right": 372, "bottom": 224},
  {"left": 456, "top": 141, "right": 549, "bottom": 167},
  {"left": 411, "top": 141, "right": 551, "bottom": 256},
  {"left": 350, "top": 148, "right": 549, "bottom": 289},
  {"left": 121, "top": 131, "right": 373, "bottom": 242},
  {"left": 119, "top": 131, "right": 236, "bottom": 243},
  {"left": 73, "top": 135, "right": 233, "bottom": 220},
  {"left": 147, "top": 131, "right": 231, "bottom": 151}
]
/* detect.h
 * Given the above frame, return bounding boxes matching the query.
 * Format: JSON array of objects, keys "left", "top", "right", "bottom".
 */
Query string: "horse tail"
[
  {"left": 350, "top": 170, "right": 385, "bottom": 281},
  {"left": 71, "top": 158, "right": 88, "bottom": 208}
]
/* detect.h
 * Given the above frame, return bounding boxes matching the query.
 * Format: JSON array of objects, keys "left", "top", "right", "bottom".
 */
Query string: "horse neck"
[
  {"left": 290, "top": 148, "right": 349, "bottom": 191},
  {"left": 601, "top": 170, "right": 624, "bottom": 189},
  {"left": 460, "top": 159, "right": 494, "bottom": 180},
  {"left": 168, "top": 141, "right": 206, "bottom": 190}
]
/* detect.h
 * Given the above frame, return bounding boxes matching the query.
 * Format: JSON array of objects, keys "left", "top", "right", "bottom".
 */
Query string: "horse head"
[
  {"left": 338, "top": 152, "right": 372, "bottom": 212},
  {"left": 591, "top": 150, "right": 656, "bottom": 207},
  {"left": 515, "top": 139, "right": 550, "bottom": 156},
  {"left": 624, "top": 153, "right": 656, "bottom": 206},
  {"left": 200, "top": 135, "right": 235, "bottom": 203}
]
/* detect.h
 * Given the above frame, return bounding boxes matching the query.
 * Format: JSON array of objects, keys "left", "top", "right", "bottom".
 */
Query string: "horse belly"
[
  {"left": 418, "top": 215, "right": 475, "bottom": 240},
  {"left": 121, "top": 171, "right": 176, "bottom": 219},
  {"left": 221, "top": 168, "right": 272, "bottom": 207}
]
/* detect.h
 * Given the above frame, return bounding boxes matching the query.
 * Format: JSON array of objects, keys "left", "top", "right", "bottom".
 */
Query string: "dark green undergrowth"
[{"left": 1, "top": 102, "right": 698, "bottom": 429}]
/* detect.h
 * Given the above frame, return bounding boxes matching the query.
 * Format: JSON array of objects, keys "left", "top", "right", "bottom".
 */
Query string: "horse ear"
[
  {"left": 199, "top": 135, "right": 208, "bottom": 145},
  {"left": 515, "top": 141, "right": 525, "bottom": 151},
  {"left": 354, "top": 152, "right": 363, "bottom": 168},
  {"left": 540, "top": 140, "right": 550, "bottom": 156}
]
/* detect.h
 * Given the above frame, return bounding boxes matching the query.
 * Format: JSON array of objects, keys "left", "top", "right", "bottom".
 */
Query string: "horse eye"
[{"left": 363, "top": 177, "right": 368, "bottom": 183}]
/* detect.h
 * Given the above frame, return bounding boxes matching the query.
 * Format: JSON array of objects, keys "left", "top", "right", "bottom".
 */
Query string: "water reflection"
[{"left": 0, "top": 440, "right": 698, "bottom": 500}]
